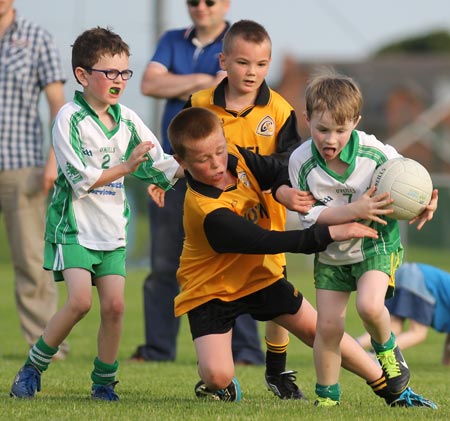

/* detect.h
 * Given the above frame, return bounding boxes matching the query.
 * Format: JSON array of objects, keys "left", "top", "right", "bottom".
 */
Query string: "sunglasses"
[{"left": 187, "top": 0, "right": 216, "bottom": 7}]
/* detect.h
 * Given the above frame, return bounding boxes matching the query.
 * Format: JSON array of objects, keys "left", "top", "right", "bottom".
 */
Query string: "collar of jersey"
[
  {"left": 74, "top": 90, "right": 121, "bottom": 136},
  {"left": 311, "top": 130, "right": 359, "bottom": 182},
  {"left": 213, "top": 78, "right": 270, "bottom": 116},
  {"left": 186, "top": 152, "right": 238, "bottom": 198},
  {"left": 184, "top": 21, "right": 231, "bottom": 46}
]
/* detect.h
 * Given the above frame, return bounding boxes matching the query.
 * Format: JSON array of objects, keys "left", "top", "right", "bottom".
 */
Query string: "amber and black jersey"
[
  {"left": 186, "top": 78, "right": 302, "bottom": 269},
  {"left": 174, "top": 144, "right": 333, "bottom": 317}
]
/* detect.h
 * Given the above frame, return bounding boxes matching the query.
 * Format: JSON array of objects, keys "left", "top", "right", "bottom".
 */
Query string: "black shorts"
[{"left": 187, "top": 278, "right": 303, "bottom": 340}]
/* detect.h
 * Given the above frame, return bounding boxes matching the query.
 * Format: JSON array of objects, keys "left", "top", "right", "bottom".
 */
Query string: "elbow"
[
  {"left": 140, "top": 81, "right": 152, "bottom": 97},
  {"left": 141, "top": 79, "right": 158, "bottom": 97}
]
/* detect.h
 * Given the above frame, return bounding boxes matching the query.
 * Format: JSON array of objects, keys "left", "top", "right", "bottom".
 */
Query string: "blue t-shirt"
[
  {"left": 386, "top": 262, "right": 450, "bottom": 332},
  {"left": 421, "top": 263, "right": 450, "bottom": 332},
  {"left": 150, "top": 24, "right": 229, "bottom": 152}
]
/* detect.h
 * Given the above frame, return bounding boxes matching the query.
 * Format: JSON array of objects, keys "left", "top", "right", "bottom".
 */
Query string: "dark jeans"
[{"left": 137, "top": 179, "right": 264, "bottom": 364}]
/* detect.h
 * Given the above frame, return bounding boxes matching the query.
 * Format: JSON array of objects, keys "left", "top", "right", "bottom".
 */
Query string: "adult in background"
[
  {"left": 129, "top": 0, "right": 264, "bottom": 365},
  {"left": 0, "top": 0, "right": 68, "bottom": 359}
]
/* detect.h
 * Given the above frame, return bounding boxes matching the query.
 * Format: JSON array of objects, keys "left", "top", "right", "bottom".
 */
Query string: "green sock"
[
  {"left": 91, "top": 357, "right": 119, "bottom": 386},
  {"left": 315, "top": 383, "right": 341, "bottom": 401},
  {"left": 371, "top": 332, "right": 396, "bottom": 354},
  {"left": 26, "top": 336, "right": 58, "bottom": 372}
]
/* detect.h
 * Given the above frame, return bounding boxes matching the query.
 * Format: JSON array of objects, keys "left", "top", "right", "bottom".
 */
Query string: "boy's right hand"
[
  {"left": 328, "top": 221, "right": 378, "bottom": 242},
  {"left": 350, "top": 185, "right": 394, "bottom": 224},
  {"left": 123, "top": 141, "right": 155, "bottom": 173}
]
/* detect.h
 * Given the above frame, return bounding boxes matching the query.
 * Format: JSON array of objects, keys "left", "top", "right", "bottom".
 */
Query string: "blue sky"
[{"left": 16, "top": 0, "right": 450, "bottom": 130}]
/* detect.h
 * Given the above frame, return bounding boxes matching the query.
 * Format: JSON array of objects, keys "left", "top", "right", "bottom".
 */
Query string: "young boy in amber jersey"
[
  {"left": 10, "top": 27, "right": 182, "bottom": 401},
  {"left": 289, "top": 69, "right": 438, "bottom": 408},
  {"left": 167, "top": 106, "right": 425, "bottom": 406},
  {"left": 185, "top": 19, "right": 312, "bottom": 400}
]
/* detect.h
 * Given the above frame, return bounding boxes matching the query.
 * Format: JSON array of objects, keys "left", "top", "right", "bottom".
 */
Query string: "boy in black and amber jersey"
[{"left": 168, "top": 106, "right": 397, "bottom": 405}]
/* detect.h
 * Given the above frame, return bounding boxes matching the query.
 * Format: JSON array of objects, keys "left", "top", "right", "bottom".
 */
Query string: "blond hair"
[{"left": 305, "top": 68, "right": 362, "bottom": 125}]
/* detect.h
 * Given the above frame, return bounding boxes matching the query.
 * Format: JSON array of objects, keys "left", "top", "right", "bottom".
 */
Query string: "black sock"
[
  {"left": 367, "top": 375, "right": 397, "bottom": 404},
  {"left": 265, "top": 337, "right": 288, "bottom": 376}
]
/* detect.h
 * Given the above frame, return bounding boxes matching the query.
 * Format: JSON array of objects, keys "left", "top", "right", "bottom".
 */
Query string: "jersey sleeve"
[
  {"left": 204, "top": 208, "right": 332, "bottom": 254},
  {"left": 124, "top": 110, "right": 179, "bottom": 190},
  {"left": 272, "top": 110, "right": 302, "bottom": 164},
  {"left": 52, "top": 108, "right": 103, "bottom": 199},
  {"left": 288, "top": 140, "right": 327, "bottom": 228},
  {"left": 238, "top": 145, "right": 289, "bottom": 191}
]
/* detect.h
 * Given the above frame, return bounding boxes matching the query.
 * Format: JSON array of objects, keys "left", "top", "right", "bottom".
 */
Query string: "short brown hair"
[
  {"left": 71, "top": 27, "right": 130, "bottom": 83},
  {"left": 305, "top": 68, "right": 362, "bottom": 125},
  {"left": 222, "top": 19, "right": 271, "bottom": 55},
  {"left": 168, "top": 107, "right": 223, "bottom": 159}
]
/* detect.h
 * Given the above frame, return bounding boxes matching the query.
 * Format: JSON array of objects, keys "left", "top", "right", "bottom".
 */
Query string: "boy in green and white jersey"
[
  {"left": 10, "top": 27, "right": 182, "bottom": 401},
  {"left": 289, "top": 69, "right": 438, "bottom": 408}
]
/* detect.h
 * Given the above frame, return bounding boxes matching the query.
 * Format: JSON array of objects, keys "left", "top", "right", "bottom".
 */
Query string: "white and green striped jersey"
[
  {"left": 289, "top": 130, "right": 402, "bottom": 265},
  {"left": 45, "top": 91, "right": 179, "bottom": 251}
]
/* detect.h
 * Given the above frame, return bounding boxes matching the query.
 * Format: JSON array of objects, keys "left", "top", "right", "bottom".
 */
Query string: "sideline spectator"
[{"left": 0, "top": 0, "right": 68, "bottom": 359}]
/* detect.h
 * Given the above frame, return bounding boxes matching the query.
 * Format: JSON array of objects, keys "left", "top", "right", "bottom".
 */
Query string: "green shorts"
[
  {"left": 314, "top": 248, "right": 403, "bottom": 299},
  {"left": 44, "top": 242, "right": 126, "bottom": 282}
]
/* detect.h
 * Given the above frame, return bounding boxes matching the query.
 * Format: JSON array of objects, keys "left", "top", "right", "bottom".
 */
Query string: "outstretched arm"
[
  {"left": 316, "top": 186, "right": 394, "bottom": 225},
  {"left": 204, "top": 208, "right": 378, "bottom": 255}
]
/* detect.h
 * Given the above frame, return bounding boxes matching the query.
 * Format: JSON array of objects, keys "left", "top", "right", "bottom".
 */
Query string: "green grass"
[{"left": 1, "top": 221, "right": 450, "bottom": 419}]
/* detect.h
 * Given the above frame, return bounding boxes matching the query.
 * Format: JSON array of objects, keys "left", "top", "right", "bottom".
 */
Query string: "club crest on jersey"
[
  {"left": 66, "top": 162, "right": 83, "bottom": 183},
  {"left": 237, "top": 171, "right": 251, "bottom": 187},
  {"left": 256, "top": 115, "right": 275, "bottom": 137}
]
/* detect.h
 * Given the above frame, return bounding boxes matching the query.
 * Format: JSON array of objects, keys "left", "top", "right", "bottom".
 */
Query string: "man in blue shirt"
[{"left": 130, "top": 0, "right": 265, "bottom": 366}]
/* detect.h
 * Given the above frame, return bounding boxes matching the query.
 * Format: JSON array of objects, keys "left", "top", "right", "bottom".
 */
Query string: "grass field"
[{"left": 0, "top": 221, "right": 449, "bottom": 420}]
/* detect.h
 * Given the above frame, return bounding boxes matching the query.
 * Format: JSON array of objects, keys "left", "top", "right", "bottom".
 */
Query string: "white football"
[{"left": 371, "top": 157, "right": 433, "bottom": 220}]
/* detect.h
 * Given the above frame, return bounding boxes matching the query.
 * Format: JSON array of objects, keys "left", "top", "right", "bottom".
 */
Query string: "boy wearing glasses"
[{"left": 10, "top": 27, "right": 182, "bottom": 401}]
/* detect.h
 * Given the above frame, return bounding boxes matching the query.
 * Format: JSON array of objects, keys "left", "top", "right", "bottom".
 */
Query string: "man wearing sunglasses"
[{"left": 130, "top": 0, "right": 265, "bottom": 368}]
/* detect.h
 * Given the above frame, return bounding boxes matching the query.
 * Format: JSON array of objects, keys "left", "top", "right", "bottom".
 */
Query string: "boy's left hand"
[
  {"left": 148, "top": 184, "right": 166, "bottom": 207},
  {"left": 124, "top": 141, "right": 155, "bottom": 173},
  {"left": 409, "top": 188, "right": 438, "bottom": 230}
]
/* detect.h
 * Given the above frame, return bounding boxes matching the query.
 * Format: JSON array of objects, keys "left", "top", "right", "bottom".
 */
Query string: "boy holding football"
[{"left": 288, "top": 68, "right": 438, "bottom": 407}]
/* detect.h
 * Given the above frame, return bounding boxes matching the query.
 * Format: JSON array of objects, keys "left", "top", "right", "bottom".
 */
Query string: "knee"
[
  {"left": 101, "top": 298, "right": 125, "bottom": 321},
  {"left": 317, "top": 318, "right": 344, "bottom": 342},
  {"left": 357, "top": 301, "right": 381, "bottom": 323},
  {"left": 199, "top": 366, "right": 234, "bottom": 390},
  {"left": 68, "top": 297, "right": 92, "bottom": 319}
]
